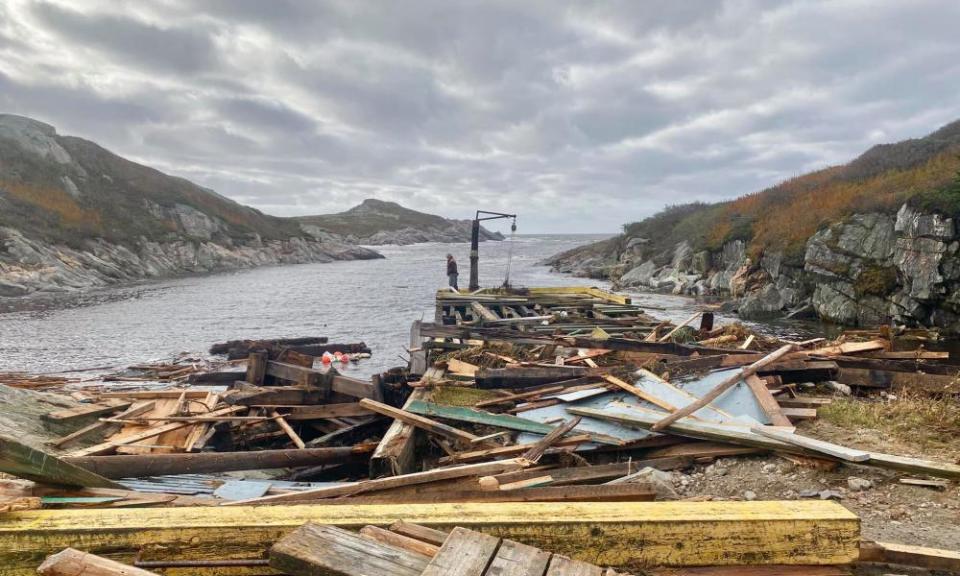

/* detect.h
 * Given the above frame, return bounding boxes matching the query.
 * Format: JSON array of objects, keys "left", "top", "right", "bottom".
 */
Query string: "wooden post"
[{"left": 246, "top": 352, "right": 267, "bottom": 386}]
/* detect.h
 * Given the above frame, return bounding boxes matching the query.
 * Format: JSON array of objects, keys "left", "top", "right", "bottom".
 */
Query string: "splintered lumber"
[
  {"left": 651, "top": 344, "right": 796, "bottom": 431},
  {"left": 67, "top": 406, "right": 246, "bottom": 457},
  {"left": 0, "top": 501, "right": 860, "bottom": 571},
  {"left": 370, "top": 388, "right": 429, "bottom": 477},
  {"left": 65, "top": 446, "right": 368, "bottom": 478},
  {"left": 38, "top": 548, "right": 160, "bottom": 576},
  {"left": 51, "top": 402, "right": 156, "bottom": 449},
  {"left": 224, "top": 458, "right": 528, "bottom": 505},
  {"left": 224, "top": 386, "right": 327, "bottom": 406},
  {"left": 471, "top": 301, "right": 501, "bottom": 322},
  {"left": 421, "top": 526, "right": 500, "bottom": 576},
  {"left": 859, "top": 540, "right": 960, "bottom": 572},
  {"left": 0, "top": 435, "right": 121, "bottom": 489},
  {"left": 360, "top": 525, "right": 440, "bottom": 557},
  {"left": 360, "top": 398, "right": 481, "bottom": 445},
  {"left": 521, "top": 417, "right": 581, "bottom": 463},
  {"left": 270, "top": 523, "right": 430, "bottom": 576},
  {"left": 42, "top": 399, "right": 131, "bottom": 425},
  {"left": 271, "top": 411, "right": 306, "bottom": 449},
  {"left": 406, "top": 400, "right": 623, "bottom": 446},
  {"left": 743, "top": 374, "right": 791, "bottom": 426},
  {"left": 475, "top": 386, "right": 565, "bottom": 408},
  {"left": 476, "top": 367, "right": 589, "bottom": 389}
]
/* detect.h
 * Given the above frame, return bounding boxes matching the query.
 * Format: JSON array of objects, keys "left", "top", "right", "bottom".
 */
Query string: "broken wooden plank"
[
  {"left": 389, "top": 520, "right": 449, "bottom": 546},
  {"left": 271, "top": 411, "right": 306, "bottom": 449},
  {"left": 859, "top": 540, "right": 960, "bottom": 572},
  {"left": 360, "top": 398, "right": 481, "bottom": 445},
  {"left": 744, "top": 374, "right": 792, "bottom": 427},
  {"left": 749, "top": 427, "right": 871, "bottom": 462},
  {"left": 51, "top": 402, "right": 156, "bottom": 449},
  {"left": 224, "top": 458, "right": 528, "bottom": 505},
  {"left": 370, "top": 387, "right": 429, "bottom": 478},
  {"left": 420, "top": 526, "right": 500, "bottom": 576},
  {"left": 359, "top": 525, "right": 440, "bottom": 557},
  {"left": 546, "top": 554, "right": 603, "bottom": 575},
  {"left": 486, "top": 538, "right": 552, "bottom": 576},
  {"left": 521, "top": 417, "right": 581, "bottom": 464},
  {"left": 42, "top": 399, "right": 131, "bottom": 425},
  {"left": 0, "top": 501, "right": 861, "bottom": 571},
  {"left": 270, "top": 523, "right": 429, "bottom": 576},
  {"left": 38, "top": 548, "right": 160, "bottom": 576}
]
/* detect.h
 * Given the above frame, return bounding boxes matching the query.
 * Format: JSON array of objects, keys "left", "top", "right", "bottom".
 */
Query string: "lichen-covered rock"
[{"left": 620, "top": 260, "right": 658, "bottom": 287}]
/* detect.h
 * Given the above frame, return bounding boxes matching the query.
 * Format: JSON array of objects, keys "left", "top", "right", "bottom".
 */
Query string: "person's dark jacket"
[{"left": 447, "top": 259, "right": 458, "bottom": 275}]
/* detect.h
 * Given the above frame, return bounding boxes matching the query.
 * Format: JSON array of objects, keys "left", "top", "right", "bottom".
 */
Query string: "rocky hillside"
[
  {"left": 0, "top": 114, "right": 382, "bottom": 297},
  {"left": 546, "top": 119, "right": 960, "bottom": 332},
  {"left": 297, "top": 199, "right": 504, "bottom": 245}
]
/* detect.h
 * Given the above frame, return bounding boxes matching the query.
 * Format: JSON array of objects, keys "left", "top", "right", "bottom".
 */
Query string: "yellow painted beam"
[
  {"left": 0, "top": 501, "right": 858, "bottom": 574},
  {"left": 438, "top": 286, "right": 632, "bottom": 305}
]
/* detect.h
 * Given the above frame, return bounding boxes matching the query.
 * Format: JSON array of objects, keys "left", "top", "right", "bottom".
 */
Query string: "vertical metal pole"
[{"left": 469, "top": 218, "right": 480, "bottom": 291}]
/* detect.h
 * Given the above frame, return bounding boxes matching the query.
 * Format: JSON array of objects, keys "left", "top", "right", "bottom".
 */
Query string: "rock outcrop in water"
[
  {"left": 296, "top": 198, "right": 504, "bottom": 246},
  {"left": 545, "top": 118, "right": 960, "bottom": 332},
  {"left": 0, "top": 114, "right": 382, "bottom": 296}
]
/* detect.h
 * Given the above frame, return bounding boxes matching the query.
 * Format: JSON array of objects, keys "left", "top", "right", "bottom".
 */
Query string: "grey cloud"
[
  {"left": 0, "top": 0, "right": 958, "bottom": 233},
  {"left": 30, "top": 2, "right": 219, "bottom": 74}
]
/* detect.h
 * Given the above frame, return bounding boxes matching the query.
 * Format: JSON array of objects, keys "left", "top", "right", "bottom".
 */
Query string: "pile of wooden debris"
[{"left": 1, "top": 286, "right": 958, "bottom": 575}]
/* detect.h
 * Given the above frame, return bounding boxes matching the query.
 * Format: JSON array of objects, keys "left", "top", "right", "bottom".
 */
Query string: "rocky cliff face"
[
  {"left": 547, "top": 203, "right": 960, "bottom": 332},
  {"left": 0, "top": 114, "right": 382, "bottom": 297}
]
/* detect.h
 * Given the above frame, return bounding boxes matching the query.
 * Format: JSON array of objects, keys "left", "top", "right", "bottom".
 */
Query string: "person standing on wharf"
[{"left": 446, "top": 254, "right": 459, "bottom": 291}]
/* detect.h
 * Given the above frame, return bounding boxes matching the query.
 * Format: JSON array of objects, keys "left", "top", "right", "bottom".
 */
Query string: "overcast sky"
[{"left": 2, "top": 1, "right": 960, "bottom": 233}]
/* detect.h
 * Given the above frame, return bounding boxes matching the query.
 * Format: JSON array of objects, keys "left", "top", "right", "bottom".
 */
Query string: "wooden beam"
[
  {"left": 42, "top": 399, "right": 131, "bottom": 425},
  {"left": 360, "top": 398, "right": 481, "bottom": 445},
  {"left": 859, "top": 540, "right": 960, "bottom": 572},
  {"left": 0, "top": 501, "right": 860, "bottom": 572},
  {"left": 245, "top": 351, "right": 267, "bottom": 386},
  {"left": 271, "top": 411, "right": 306, "bottom": 449},
  {"left": 65, "top": 446, "right": 367, "bottom": 478},
  {"left": 0, "top": 435, "right": 121, "bottom": 489},
  {"left": 744, "top": 374, "right": 792, "bottom": 426}
]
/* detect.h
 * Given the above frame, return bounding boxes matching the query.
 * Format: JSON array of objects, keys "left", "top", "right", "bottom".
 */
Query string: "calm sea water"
[{"left": 0, "top": 234, "right": 817, "bottom": 377}]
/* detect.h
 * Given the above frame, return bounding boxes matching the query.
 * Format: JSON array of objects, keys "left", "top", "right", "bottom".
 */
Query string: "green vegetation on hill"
[
  {"left": 620, "top": 120, "right": 960, "bottom": 262},
  {"left": 0, "top": 117, "right": 303, "bottom": 249},
  {"left": 296, "top": 198, "right": 457, "bottom": 236}
]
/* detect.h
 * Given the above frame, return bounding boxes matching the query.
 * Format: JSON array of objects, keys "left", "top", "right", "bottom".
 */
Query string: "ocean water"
[
  {"left": 0, "top": 235, "right": 620, "bottom": 375},
  {"left": 0, "top": 234, "right": 822, "bottom": 377}
]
